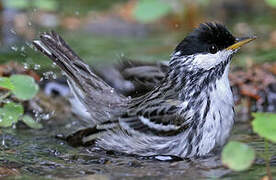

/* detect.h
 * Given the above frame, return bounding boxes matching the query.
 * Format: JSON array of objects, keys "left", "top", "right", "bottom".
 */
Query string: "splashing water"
[
  {"left": 20, "top": 46, "right": 25, "bottom": 52},
  {"left": 11, "top": 46, "right": 18, "bottom": 52},
  {"left": 9, "top": 28, "right": 16, "bottom": 35},
  {"left": 25, "top": 41, "right": 34, "bottom": 49},
  {"left": 23, "top": 63, "right": 29, "bottom": 69},
  {"left": 33, "top": 109, "right": 53, "bottom": 122},
  {"left": 51, "top": 62, "right": 57, "bottom": 68},
  {"left": 41, "top": 71, "right": 57, "bottom": 81},
  {"left": 34, "top": 64, "right": 41, "bottom": 70},
  {"left": 1, "top": 134, "right": 5, "bottom": 147}
]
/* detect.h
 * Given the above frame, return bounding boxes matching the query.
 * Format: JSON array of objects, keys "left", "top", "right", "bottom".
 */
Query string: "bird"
[
  {"left": 33, "top": 22, "right": 256, "bottom": 158},
  {"left": 92, "top": 59, "right": 170, "bottom": 97}
]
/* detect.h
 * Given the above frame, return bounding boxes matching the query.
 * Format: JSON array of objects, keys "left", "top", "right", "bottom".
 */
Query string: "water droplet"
[
  {"left": 42, "top": 71, "right": 57, "bottom": 80},
  {"left": 25, "top": 41, "right": 34, "bottom": 49},
  {"left": 21, "top": 46, "right": 25, "bottom": 52},
  {"left": 34, "top": 64, "right": 41, "bottom": 70},
  {"left": 3, "top": 99, "right": 10, "bottom": 104},
  {"left": 51, "top": 62, "right": 57, "bottom": 68},
  {"left": 41, "top": 113, "right": 51, "bottom": 120},
  {"left": 2, "top": 137, "right": 5, "bottom": 147},
  {"left": 20, "top": 53, "right": 26, "bottom": 57},
  {"left": 23, "top": 63, "right": 29, "bottom": 69},
  {"left": 79, "top": 171, "right": 86, "bottom": 175},
  {"left": 52, "top": 74, "right": 57, "bottom": 79},
  {"left": 120, "top": 53, "right": 125, "bottom": 58},
  {"left": 10, "top": 28, "right": 16, "bottom": 35},
  {"left": 11, "top": 46, "right": 18, "bottom": 52},
  {"left": 60, "top": 142, "right": 64, "bottom": 145}
]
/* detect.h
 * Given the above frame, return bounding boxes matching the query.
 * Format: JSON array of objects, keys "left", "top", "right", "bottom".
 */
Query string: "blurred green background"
[
  {"left": 0, "top": 1, "right": 275, "bottom": 179},
  {"left": 0, "top": 0, "right": 275, "bottom": 72}
]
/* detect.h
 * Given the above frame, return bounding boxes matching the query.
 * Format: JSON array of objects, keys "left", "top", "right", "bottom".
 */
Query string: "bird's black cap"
[{"left": 175, "top": 22, "right": 236, "bottom": 56}]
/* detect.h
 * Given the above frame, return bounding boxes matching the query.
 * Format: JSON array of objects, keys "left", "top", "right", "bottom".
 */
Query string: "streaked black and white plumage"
[{"left": 33, "top": 22, "right": 255, "bottom": 158}]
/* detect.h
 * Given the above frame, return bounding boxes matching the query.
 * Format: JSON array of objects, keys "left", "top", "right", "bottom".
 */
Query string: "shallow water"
[
  {"left": 0, "top": 19, "right": 275, "bottom": 180},
  {"left": 0, "top": 116, "right": 275, "bottom": 180}
]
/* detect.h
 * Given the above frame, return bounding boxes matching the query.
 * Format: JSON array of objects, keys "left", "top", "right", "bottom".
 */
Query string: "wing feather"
[{"left": 119, "top": 95, "right": 190, "bottom": 136}]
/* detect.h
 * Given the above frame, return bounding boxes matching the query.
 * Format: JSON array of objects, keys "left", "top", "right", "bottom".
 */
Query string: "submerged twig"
[{"left": 264, "top": 139, "right": 272, "bottom": 180}]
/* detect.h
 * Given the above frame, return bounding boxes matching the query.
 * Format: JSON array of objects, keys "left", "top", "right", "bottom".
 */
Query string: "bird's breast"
[
  {"left": 207, "top": 65, "right": 234, "bottom": 147},
  {"left": 190, "top": 65, "right": 234, "bottom": 156}
]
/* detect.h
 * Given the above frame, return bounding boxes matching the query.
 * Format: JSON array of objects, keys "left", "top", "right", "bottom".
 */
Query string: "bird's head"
[{"left": 170, "top": 22, "right": 256, "bottom": 72}]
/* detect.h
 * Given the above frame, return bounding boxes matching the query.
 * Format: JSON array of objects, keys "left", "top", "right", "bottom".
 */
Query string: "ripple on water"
[{"left": 0, "top": 117, "right": 275, "bottom": 179}]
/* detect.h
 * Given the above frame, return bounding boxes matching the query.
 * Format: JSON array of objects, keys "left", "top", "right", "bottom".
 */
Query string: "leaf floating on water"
[
  {"left": 0, "top": 103, "right": 23, "bottom": 127},
  {"left": 10, "top": 75, "right": 39, "bottom": 100},
  {"left": 22, "top": 115, "right": 43, "bottom": 129},
  {"left": 0, "top": 77, "right": 14, "bottom": 90},
  {"left": 252, "top": 113, "right": 276, "bottom": 142},
  {"left": 222, "top": 141, "right": 255, "bottom": 171}
]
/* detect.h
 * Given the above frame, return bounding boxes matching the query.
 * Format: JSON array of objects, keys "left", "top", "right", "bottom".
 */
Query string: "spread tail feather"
[
  {"left": 66, "top": 121, "right": 120, "bottom": 146},
  {"left": 33, "top": 31, "right": 127, "bottom": 124}
]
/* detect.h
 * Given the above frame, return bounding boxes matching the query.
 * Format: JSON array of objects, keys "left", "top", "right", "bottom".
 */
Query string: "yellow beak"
[{"left": 226, "top": 36, "right": 256, "bottom": 50}]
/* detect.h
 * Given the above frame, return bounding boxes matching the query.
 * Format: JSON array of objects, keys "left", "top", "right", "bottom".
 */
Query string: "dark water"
[{"left": 0, "top": 116, "right": 275, "bottom": 180}]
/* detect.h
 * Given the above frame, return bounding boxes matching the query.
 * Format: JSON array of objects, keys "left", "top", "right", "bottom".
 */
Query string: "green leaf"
[
  {"left": 22, "top": 115, "right": 43, "bottom": 129},
  {"left": 10, "top": 75, "right": 39, "bottom": 100},
  {"left": 252, "top": 113, "right": 276, "bottom": 142},
  {"left": 33, "top": 0, "right": 58, "bottom": 11},
  {"left": 222, "top": 141, "right": 255, "bottom": 171},
  {"left": 265, "top": 0, "right": 276, "bottom": 7},
  {"left": 133, "top": 0, "right": 172, "bottom": 23},
  {"left": 196, "top": 0, "right": 210, "bottom": 6},
  {"left": 0, "top": 77, "right": 14, "bottom": 90},
  {"left": 0, "top": 102, "right": 23, "bottom": 127},
  {"left": 4, "top": 0, "right": 29, "bottom": 9}
]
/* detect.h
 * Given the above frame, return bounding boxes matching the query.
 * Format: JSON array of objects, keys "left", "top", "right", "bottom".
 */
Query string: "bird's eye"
[{"left": 209, "top": 45, "right": 218, "bottom": 54}]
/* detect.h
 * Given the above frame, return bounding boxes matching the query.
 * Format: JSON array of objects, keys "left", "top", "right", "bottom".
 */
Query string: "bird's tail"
[{"left": 33, "top": 31, "right": 127, "bottom": 124}]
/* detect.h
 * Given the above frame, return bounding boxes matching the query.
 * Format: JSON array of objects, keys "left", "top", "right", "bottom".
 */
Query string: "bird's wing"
[
  {"left": 119, "top": 60, "right": 169, "bottom": 96},
  {"left": 119, "top": 94, "right": 190, "bottom": 136},
  {"left": 118, "top": 59, "right": 168, "bottom": 83},
  {"left": 33, "top": 31, "right": 127, "bottom": 124},
  {"left": 93, "top": 59, "right": 169, "bottom": 97}
]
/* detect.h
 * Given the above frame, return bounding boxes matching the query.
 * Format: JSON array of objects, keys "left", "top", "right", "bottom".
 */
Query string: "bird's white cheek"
[{"left": 191, "top": 50, "right": 232, "bottom": 70}]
